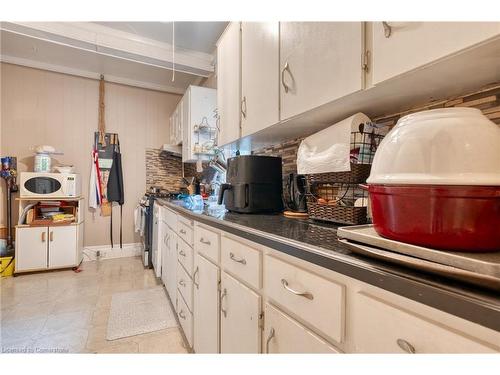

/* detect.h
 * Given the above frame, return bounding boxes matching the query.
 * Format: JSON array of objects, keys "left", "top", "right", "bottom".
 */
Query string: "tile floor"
[{"left": 0, "top": 256, "right": 188, "bottom": 354}]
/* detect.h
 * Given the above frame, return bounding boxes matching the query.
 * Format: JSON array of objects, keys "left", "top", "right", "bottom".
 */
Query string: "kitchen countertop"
[{"left": 156, "top": 198, "right": 500, "bottom": 332}]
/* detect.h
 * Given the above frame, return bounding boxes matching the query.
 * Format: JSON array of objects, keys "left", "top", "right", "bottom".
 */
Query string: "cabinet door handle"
[
  {"left": 178, "top": 279, "right": 186, "bottom": 287},
  {"left": 49, "top": 231, "right": 54, "bottom": 242},
  {"left": 281, "top": 278, "right": 314, "bottom": 300},
  {"left": 193, "top": 266, "right": 199, "bottom": 289},
  {"left": 179, "top": 250, "right": 186, "bottom": 257},
  {"left": 41, "top": 231, "right": 46, "bottom": 242},
  {"left": 382, "top": 21, "right": 392, "bottom": 38},
  {"left": 397, "top": 339, "right": 416, "bottom": 354},
  {"left": 199, "top": 238, "right": 211, "bottom": 245},
  {"left": 229, "top": 252, "right": 246, "bottom": 265},
  {"left": 180, "top": 229, "right": 187, "bottom": 235},
  {"left": 265, "top": 327, "right": 275, "bottom": 354},
  {"left": 281, "top": 62, "right": 290, "bottom": 93},
  {"left": 241, "top": 96, "right": 247, "bottom": 118},
  {"left": 178, "top": 310, "right": 186, "bottom": 320},
  {"left": 220, "top": 288, "right": 228, "bottom": 318}
]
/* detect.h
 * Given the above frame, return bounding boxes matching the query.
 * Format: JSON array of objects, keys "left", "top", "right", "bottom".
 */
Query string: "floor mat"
[{"left": 106, "top": 287, "right": 177, "bottom": 341}]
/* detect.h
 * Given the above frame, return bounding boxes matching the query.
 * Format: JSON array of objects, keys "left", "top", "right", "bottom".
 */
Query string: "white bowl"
[{"left": 367, "top": 108, "right": 500, "bottom": 185}]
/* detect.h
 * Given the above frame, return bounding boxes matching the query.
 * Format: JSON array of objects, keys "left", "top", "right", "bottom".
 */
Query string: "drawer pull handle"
[
  {"left": 193, "top": 266, "right": 199, "bottom": 289},
  {"left": 179, "top": 250, "right": 187, "bottom": 257},
  {"left": 281, "top": 279, "right": 314, "bottom": 300},
  {"left": 220, "top": 288, "right": 228, "bottom": 318},
  {"left": 180, "top": 229, "right": 187, "bottom": 235},
  {"left": 229, "top": 252, "right": 246, "bottom": 265},
  {"left": 397, "top": 339, "right": 415, "bottom": 354},
  {"left": 178, "top": 310, "right": 186, "bottom": 320},
  {"left": 49, "top": 231, "right": 54, "bottom": 242},
  {"left": 199, "top": 238, "right": 211, "bottom": 245},
  {"left": 265, "top": 327, "right": 275, "bottom": 354},
  {"left": 41, "top": 232, "right": 46, "bottom": 242},
  {"left": 178, "top": 279, "right": 186, "bottom": 287}
]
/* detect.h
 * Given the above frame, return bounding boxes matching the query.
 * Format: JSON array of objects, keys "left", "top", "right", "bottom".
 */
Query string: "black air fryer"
[{"left": 218, "top": 155, "right": 284, "bottom": 213}]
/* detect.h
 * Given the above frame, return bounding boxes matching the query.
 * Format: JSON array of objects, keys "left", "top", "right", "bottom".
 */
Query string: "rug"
[{"left": 106, "top": 287, "right": 177, "bottom": 340}]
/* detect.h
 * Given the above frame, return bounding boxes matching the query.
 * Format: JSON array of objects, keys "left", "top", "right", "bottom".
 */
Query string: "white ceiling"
[
  {"left": 93, "top": 22, "right": 228, "bottom": 54},
  {"left": 0, "top": 22, "right": 227, "bottom": 93},
  {"left": 0, "top": 29, "right": 197, "bottom": 93}
]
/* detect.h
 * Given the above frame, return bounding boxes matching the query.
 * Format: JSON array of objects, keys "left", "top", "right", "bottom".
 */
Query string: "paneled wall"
[{"left": 0, "top": 63, "right": 181, "bottom": 246}]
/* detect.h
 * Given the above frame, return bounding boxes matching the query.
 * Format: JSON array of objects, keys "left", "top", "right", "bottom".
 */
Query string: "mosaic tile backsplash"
[
  {"left": 145, "top": 148, "right": 198, "bottom": 192},
  {"left": 146, "top": 83, "right": 500, "bottom": 191},
  {"left": 253, "top": 83, "right": 500, "bottom": 177}
]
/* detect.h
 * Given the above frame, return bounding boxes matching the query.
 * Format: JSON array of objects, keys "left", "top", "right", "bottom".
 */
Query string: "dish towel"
[
  {"left": 134, "top": 205, "right": 145, "bottom": 236},
  {"left": 89, "top": 150, "right": 102, "bottom": 209}
]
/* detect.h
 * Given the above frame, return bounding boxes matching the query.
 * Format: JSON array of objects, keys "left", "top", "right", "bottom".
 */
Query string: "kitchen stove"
[{"left": 139, "top": 191, "right": 182, "bottom": 268}]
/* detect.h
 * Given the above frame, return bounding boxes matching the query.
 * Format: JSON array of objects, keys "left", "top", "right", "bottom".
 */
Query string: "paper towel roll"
[{"left": 297, "top": 112, "right": 371, "bottom": 175}]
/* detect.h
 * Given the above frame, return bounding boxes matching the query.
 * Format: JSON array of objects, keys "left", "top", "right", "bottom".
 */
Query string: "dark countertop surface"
[{"left": 156, "top": 198, "right": 500, "bottom": 332}]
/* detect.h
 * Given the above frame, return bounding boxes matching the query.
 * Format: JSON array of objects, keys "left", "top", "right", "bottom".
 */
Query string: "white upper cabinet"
[
  {"left": 169, "top": 101, "right": 182, "bottom": 146},
  {"left": 371, "top": 22, "right": 500, "bottom": 85},
  {"left": 216, "top": 22, "right": 241, "bottom": 147},
  {"left": 279, "top": 22, "right": 364, "bottom": 120},
  {"left": 241, "top": 22, "right": 280, "bottom": 137},
  {"left": 180, "top": 85, "right": 217, "bottom": 162}
]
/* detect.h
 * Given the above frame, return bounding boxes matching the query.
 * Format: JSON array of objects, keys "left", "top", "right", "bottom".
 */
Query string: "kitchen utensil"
[
  {"left": 283, "top": 211, "right": 309, "bottom": 218},
  {"left": 284, "top": 173, "right": 308, "bottom": 213},
  {"left": 150, "top": 186, "right": 161, "bottom": 194},
  {"left": 366, "top": 108, "right": 500, "bottom": 252}
]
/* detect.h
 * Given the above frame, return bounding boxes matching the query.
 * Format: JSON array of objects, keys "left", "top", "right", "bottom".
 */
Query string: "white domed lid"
[{"left": 366, "top": 108, "right": 500, "bottom": 185}]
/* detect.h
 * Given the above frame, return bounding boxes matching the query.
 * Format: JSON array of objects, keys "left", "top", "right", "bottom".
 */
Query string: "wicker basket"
[
  {"left": 306, "top": 199, "right": 368, "bottom": 225},
  {"left": 305, "top": 165, "right": 371, "bottom": 225},
  {"left": 303, "top": 127, "right": 388, "bottom": 225},
  {"left": 306, "top": 163, "right": 371, "bottom": 184}
]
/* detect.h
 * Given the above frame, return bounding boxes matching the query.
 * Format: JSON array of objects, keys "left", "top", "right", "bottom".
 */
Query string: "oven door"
[{"left": 21, "top": 175, "right": 63, "bottom": 198}]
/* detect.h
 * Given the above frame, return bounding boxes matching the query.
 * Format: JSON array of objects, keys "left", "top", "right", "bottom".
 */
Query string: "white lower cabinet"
[
  {"left": 160, "top": 228, "right": 169, "bottom": 286},
  {"left": 167, "top": 214, "right": 499, "bottom": 354},
  {"left": 351, "top": 292, "right": 497, "bottom": 353},
  {"left": 177, "top": 290, "right": 194, "bottom": 347},
  {"left": 47, "top": 226, "right": 78, "bottom": 268},
  {"left": 177, "top": 262, "right": 193, "bottom": 312},
  {"left": 264, "top": 303, "right": 340, "bottom": 354},
  {"left": 265, "top": 255, "right": 345, "bottom": 344},
  {"left": 15, "top": 226, "right": 48, "bottom": 271},
  {"left": 193, "top": 253, "right": 220, "bottom": 353},
  {"left": 220, "top": 271, "right": 262, "bottom": 353},
  {"left": 165, "top": 228, "right": 178, "bottom": 303},
  {"left": 15, "top": 225, "right": 80, "bottom": 272}
]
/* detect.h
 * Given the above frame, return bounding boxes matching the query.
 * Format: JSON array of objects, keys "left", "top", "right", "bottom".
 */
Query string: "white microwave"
[{"left": 20, "top": 172, "right": 82, "bottom": 199}]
